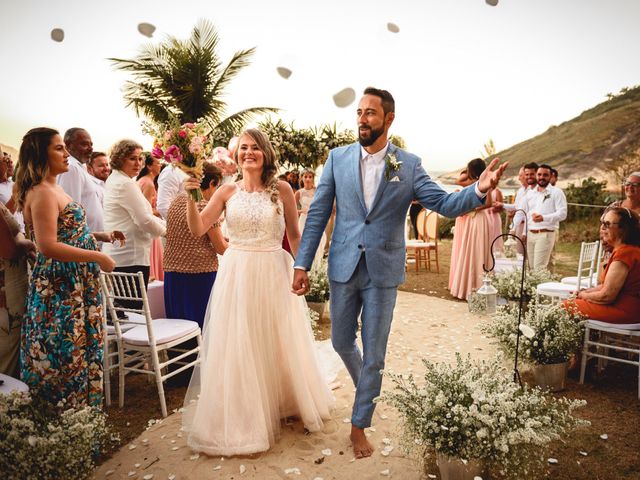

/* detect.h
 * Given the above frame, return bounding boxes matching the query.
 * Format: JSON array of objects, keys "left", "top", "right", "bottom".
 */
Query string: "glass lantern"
[
  {"left": 503, "top": 236, "right": 517, "bottom": 259},
  {"left": 477, "top": 275, "right": 498, "bottom": 315}
]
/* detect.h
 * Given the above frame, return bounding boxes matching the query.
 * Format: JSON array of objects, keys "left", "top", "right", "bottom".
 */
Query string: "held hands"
[
  {"left": 291, "top": 269, "right": 310, "bottom": 296},
  {"left": 532, "top": 213, "right": 544, "bottom": 223},
  {"left": 477, "top": 157, "right": 509, "bottom": 194}
]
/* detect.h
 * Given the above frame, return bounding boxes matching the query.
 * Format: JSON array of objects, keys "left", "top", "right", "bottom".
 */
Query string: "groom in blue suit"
[{"left": 292, "top": 87, "right": 507, "bottom": 458}]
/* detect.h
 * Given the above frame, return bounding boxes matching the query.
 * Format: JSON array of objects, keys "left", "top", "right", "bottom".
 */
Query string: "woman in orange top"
[{"left": 568, "top": 207, "right": 640, "bottom": 324}]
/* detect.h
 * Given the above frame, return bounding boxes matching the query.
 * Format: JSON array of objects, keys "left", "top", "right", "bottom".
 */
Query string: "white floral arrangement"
[
  {"left": 482, "top": 302, "right": 585, "bottom": 365},
  {"left": 0, "top": 391, "right": 118, "bottom": 479},
  {"left": 307, "top": 307, "right": 319, "bottom": 329},
  {"left": 305, "top": 259, "right": 330, "bottom": 303},
  {"left": 492, "top": 268, "right": 558, "bottom": 303},
  {"left": 379, "top": 354, "right": 589, "bottom": 479}
]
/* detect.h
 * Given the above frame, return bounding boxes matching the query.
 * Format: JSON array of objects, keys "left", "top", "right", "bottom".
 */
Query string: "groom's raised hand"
[
  {"left": 477, "top": 157, "right": 509, "bottom": 194},
  {"left": 292, "top": 269, "right": 310, "bottom": 296}
]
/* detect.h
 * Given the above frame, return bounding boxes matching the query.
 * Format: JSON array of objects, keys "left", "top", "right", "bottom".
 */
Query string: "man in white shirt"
[
  {"left": 87, "top": 151, "right": 111, "bottom": 205},
  {"left": 0, "top": 153, "right": 13, "bottom": 205},
  {"left": 57, "top": 128, "right": 104, "bottom": 232},
  {"left": 521, "top": 164, "right": 567, "bottom": 270},
  {"left": 510, "top": 162, "right": 538, "bottom": 253},
  {"left": 156, "top": 164, "right": 189, "bottom": 219}
]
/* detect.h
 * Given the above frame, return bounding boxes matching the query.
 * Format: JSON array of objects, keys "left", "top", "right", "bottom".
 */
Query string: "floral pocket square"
[{"left": 389, "top": 176, "right": 401, "bottom": 182}]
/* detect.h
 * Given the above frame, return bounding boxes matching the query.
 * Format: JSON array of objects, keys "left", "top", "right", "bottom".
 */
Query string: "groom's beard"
[{"left": 358, "top": 124, "right": 384, "bottom": 147}]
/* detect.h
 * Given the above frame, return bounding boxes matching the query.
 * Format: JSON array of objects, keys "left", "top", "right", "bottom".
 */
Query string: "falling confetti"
[
  {"left": 333, "top": 88, "right": 356, "bottom": 108},
  {"left": 50, "top": 28, "right": 64, "bottom": 42},
  {"left": 386, "top": 22, "right": 400, "bottom": 33},
  {"left": 138, "top": 23, "right": 156, "bottom": 38},
  {"left": 486, "top": 0, "right": 499, "bottom": 5},
  {"left": 276, "top": 67, "right": 292, "bottom": 79}
]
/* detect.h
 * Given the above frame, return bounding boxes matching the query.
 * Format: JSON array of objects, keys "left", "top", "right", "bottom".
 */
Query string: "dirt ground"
[{"left": 100, "top": 240, "right": 640, "bottom": 479}]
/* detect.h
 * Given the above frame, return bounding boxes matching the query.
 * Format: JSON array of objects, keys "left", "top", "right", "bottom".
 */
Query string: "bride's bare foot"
[{"left": 350, "top": 425, "right": 374, "bottom": 459}]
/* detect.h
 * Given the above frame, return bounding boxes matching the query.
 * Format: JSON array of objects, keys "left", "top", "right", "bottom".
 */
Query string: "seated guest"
[
  {"left": 163, "top": 163, "right": 227, "bottom": 328},
  {"left": 102, "top": 140, "right": 165, "bottom": 308},
  {"left": 567, "top": 207, "right": 640, "bottom": 324},
  {"left": 609, "top": 171, "right": 640, "bottom": 216}
]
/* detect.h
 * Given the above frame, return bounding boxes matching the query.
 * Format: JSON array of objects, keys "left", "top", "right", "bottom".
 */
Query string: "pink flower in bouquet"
[
  {"left": 163, "top": 130, "right": 173, "bottom": 141},
  {"left": 189, "top": 136, "right": 205, "bottom": 155},
  {"left": 178, "top": 130, "right": 187, "bottom": 138},
  {"left": 184, "top": 123, "right": 195, "bottom": 129},
  {"left": 212, "top": 146, "right": 232, "bottom": 162},
  {"left": 151, "top": 145, "right": 164, "bottom": 159},
  {"left": 164, "top": 144, "right": 183, "bottom": 164}
]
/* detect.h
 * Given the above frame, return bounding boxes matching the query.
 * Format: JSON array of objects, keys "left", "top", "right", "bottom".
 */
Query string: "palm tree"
[{"left": 109, "top": 19, "right": 278, "bottom": 139}]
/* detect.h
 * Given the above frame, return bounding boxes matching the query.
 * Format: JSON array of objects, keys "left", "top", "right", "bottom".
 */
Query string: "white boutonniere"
[
  {"left": 384, "top": 152, "right": 402, "bottom": 181},
  {"left": 543, "top": 193, "right": 551, "bottom": 202}
]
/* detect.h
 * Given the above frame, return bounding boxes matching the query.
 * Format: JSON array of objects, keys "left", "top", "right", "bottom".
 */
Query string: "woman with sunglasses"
[
  {"left": 609, "top": 172, "right": 640, "bottom": 215},
  {"left": 567, "top": 207, "right": 640, "bottom": 324}
]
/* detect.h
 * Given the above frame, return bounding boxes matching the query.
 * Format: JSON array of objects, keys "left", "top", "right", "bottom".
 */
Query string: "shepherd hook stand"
[{"left": 482, "top": 209, "right": 528, "bottom": 386}]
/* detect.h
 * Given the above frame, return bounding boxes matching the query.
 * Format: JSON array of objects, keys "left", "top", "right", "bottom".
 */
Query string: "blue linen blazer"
[{"left": 294, "top": 143, "right": 484, "bottom": 288}]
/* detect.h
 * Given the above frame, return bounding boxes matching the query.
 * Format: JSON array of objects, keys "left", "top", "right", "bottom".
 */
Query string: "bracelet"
[{"left": 212, "top": 221, "right": 221, "bottom": 228}]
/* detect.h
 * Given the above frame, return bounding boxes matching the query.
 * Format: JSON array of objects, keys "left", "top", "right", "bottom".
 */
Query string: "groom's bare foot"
[{"left": 350, "top": 425, "right": 374, "bottom": 459}]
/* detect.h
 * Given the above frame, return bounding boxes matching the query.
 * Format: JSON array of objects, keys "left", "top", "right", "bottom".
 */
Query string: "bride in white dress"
[
  {"left": 295, "top": 170, "right": 326, "bottom": 270},
  {"left": 182, "top": 129, "right": 334, "bottom": 456}
]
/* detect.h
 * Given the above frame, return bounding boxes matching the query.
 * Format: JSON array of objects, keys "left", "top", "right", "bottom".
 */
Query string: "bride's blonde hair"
[{"left": 235, "top": 128, "right": 281, "bottom": 211}]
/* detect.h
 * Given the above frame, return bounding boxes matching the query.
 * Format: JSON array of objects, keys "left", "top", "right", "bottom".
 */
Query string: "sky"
[{"left": 1, "top": 0, "right": 639, "bottom": 172}]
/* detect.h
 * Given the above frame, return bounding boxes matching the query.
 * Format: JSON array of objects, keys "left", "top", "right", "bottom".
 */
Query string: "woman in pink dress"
[
  {"left": 489, "top": 187, "right": 504, "bottom": 251},
  {"left": 137, "top": 153, "right": 164, "bottom": 281},
  {"left": 448, "top": 159, "right": 495, "bottom": 300}
]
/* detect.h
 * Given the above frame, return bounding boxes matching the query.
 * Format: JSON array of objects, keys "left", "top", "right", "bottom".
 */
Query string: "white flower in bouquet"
[
  {"left": 306, "top": 259, "right": 330, "bottom": 303},
  {"left": 379, "top": 354, "right": 589, "bottom": 479}
]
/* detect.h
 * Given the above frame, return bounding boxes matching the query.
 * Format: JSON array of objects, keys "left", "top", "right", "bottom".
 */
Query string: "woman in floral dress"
[{"left": 14, "top": 127, "right": 117, "bottom": 407}]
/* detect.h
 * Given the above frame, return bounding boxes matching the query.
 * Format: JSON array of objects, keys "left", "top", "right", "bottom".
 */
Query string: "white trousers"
[{"left": 527, "top": 230, "right": 556, "bottom": 271}]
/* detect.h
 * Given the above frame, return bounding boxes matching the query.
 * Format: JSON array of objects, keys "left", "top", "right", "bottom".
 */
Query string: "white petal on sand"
[
  {"left": 142, "top": 438, "right": 149, "bottom": 444},
  {"left": 474, "top": 477, "right": 483, "bottom": 480},
  {"left": 284, "top": 467, "right": 301, "bottom": 474},
  {"left": 486, "top": 0, "right": 499, "bottom": 5},
  {"left": 137, "top": 22, "right": 156, "bottom": 38},
  {"left": 276, "top": 67, "right": 292, "bottom": 79},
  {"left": 128, "top": 472, "right": 136, "bottom": 478},
  {"left": 135, "top": 463, "right": 141, "bottom": 468},
  {"left": 428, "top": 475, "right": 437, "bottom": 479},
  {"left": 600, "top": 433, "right": 608, "bottom": 440},
  {"left": 50, "top": 28, "right": 64, "bottom": 42},
  {"left": 213, "top": 466, "right": 221, "bottom": 470},
  {"left": 313, "top": 478, "right": 324, "bottom": 480},
  {"left": 579, "top": 451, "right": 588, "bottom": 456},
  {"left": 380, "top": 469, "right": 390, "bottom": 476},
  {"left": 171, "top": 447, "right": 179, "bottom": 451},
  {"left": 143, "top": 475, "right": 154, "bottom": 480},
  {"left": 548, "top": 458, "right": 558, "bottom": 464},
  {"left": 386, "top": 22, "right": 400, "bottom": 33},
  {"left": 343, "top": 418, "right": 351, "bottom": 423},
  {"left": 240, "top": 465, "right": 246, "bottom": 474},
  {"left": 168, "top": 475, "right": 176, "bottom": 480},
  {"left": 380, "top": 414, "right": 388, "bottom": 420},
  {"left": 321, "top": 448, "right": 332, "bottom": 456},
  {"left": 381, "top": 450, "right": 390, "bottom": 457},
  {"left": 333, "top": 88, "right": 356, "bottom": 108},
  {"left": 383, "top": 446, "right": 394, "bottom": 453},
  {"left": 105, "top": 470, "right": 115, "bottom": 477},
  {"left": 382, "top": 438, "right": 392, "bottom": 445},
  {"left": 190, "top": 453, "right": 200, "bottom": 460},
  {"left": 128, "top": 444, "right": 136, "bottom": 450},
  {"left": 160, "top": 435, "right": 167, "bottom": 439}
]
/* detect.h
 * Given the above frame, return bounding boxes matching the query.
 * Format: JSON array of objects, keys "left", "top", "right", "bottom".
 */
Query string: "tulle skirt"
[
  {"left": 448, "top": 210, "right": 493, "bottom": 300},
  {"left": 182, "top": 246, "right": 334, "bottom": 456}
]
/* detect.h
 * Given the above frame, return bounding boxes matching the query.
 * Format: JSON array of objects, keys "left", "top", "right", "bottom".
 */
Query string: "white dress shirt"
[
  {"left": 57, "top": 156, "right": 104, "bottom": 232},
  {"left": 89, "top": 175, "right": 105, "bottom": 205},
  {"left": 511, "top": 185, "right": 532, "bottom": 229},
  {"left": 157, "top": 165, "right": 189, "bottom": 219},
  {"left": 360, "top": 144, "right": 389, "bottom": 211},
  {"left": 102, "top": 170, "right": 166, "bottom": 267},
  {"left": 0, "top": 180, "right": 13, "bottom": 204},
  {"left": 522, "top": 185, "right": 567, "bottom": 232}
]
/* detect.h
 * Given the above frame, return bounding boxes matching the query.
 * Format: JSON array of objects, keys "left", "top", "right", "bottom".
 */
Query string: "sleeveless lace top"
[{"left": 225, "top": 187, "right": 285, "bottom": 250}]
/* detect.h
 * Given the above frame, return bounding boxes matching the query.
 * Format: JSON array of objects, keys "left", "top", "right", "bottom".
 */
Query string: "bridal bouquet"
[{"left": 150, "top": 120, "right": 214, "bottom": 201}]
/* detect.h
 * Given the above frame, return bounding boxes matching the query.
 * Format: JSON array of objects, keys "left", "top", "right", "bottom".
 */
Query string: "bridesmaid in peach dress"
[
  {"left": 448, "top": 159, "right": 495, "bottom": 300},
  {"left": 137, "top": 153, "right": 164, "bottom": 281}
]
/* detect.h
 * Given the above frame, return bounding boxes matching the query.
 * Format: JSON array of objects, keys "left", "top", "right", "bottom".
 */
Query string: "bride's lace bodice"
[
  {"left": 225, "top": 188, "right": 285, "bottom": 249},
  {"left": 298, "top": 188, "right": 315, "bottom": 211}
]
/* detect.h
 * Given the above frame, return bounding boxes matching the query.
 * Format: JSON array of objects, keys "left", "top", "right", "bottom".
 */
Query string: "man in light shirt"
[
  {"left": 157, "top": 163, "right": 189, "bottom": 219},
  {"left": 522, "top": 164, "right": 567, "bottom": 270},
  {"left": 510, "top": 162, "right": 538, "bottom": 252},
  {"left": 57, "top": 128, "right": 104, "bottom": 232},
  {"left": 87, "top": 152, "right": 110, "bottom": 205}
]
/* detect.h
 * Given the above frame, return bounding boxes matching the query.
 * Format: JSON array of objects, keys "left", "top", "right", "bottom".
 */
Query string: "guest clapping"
[{"left": 566, "top": 207, "right": 640, "bottom": 324}]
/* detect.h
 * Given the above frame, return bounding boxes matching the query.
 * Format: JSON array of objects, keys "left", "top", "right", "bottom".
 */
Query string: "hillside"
[{"left": 438, "top": 85, "right": 640, "bottom": 190}]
